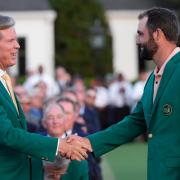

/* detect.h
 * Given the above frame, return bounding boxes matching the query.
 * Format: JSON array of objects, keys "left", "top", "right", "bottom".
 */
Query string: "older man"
[
  {"left": 56, "top": 98, "right": 89, "bottom": 180},
  {"left": 42, "top": 103, "right": 70, "bottom": 180},
  {"left": 0, "top": 15, "right": 91, "bottom": 180}
]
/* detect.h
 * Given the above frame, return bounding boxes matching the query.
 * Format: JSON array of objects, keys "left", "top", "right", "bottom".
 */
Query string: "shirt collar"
[
  {"left": 60, "top": 129, "right": 72, "bottom": 139},
  {"left": 0, "top": 69, "right": 6, "bottom": 77},
  {"left": 154, "top": 47, "right": 180, "bottom": 77},
  {"left": 66, "top": 129, "right": 72, "bottom": 136}
]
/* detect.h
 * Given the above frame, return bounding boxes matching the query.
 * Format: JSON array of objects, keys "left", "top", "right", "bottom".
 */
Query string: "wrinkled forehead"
[{"left": 47, "top": 106, "right": 64, "bottom": 116}]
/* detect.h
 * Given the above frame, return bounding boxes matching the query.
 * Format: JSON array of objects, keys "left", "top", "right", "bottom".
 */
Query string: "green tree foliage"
[{"left": 49, "top": 0, "right": 112, "bottom": 77}]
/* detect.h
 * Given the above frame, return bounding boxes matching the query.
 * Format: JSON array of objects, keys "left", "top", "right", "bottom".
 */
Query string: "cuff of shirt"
[{"left": 56, "top": 138, "right": 60, "bottom": 156}]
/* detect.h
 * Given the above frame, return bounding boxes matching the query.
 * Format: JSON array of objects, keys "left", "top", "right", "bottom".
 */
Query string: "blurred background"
[{"left": 1, "top": 0, "right": 180, "bottom": 179}]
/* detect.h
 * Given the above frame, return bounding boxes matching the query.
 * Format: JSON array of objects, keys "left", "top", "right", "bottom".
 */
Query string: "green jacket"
[
  {"left": 61, "top": 160, "right": 89, "bottom": 180},
  {"left": 0, "top": 83, "right": 58, "bottom": 180},
  {"left": 88, "top": 51, "right": 180, "bottom": 180}
]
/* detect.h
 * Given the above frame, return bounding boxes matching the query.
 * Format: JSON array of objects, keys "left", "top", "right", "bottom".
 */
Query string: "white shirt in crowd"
[{"left": 108, "top": 80, "right": 133, "bottom": 108}]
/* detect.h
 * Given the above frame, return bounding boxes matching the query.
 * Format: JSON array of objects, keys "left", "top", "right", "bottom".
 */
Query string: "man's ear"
[{"left": 153, "top": 28, "right": 164, "bottom": 42}]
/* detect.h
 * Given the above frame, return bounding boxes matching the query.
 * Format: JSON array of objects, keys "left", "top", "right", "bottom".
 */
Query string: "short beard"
[{"left": 140, "top": 35, "right": 158, "bottom": 61}]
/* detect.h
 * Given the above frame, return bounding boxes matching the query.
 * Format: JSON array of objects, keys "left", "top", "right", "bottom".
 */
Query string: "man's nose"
[{"left": 15, "top": 40, "right": 20, "bottom": 49}]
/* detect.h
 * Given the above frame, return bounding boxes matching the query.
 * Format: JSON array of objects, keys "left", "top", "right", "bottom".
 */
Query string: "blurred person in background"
[
  {"left": 57, "top": 98, "right": 77, "bottom": 137},
  {"left": 15, "top": 84, "right": 43, "bottom": 133},
  {"left": 62, "top": 89, "right": 87, "bottom": 136},
  {"left": 91, "top": 77, "right": 109, "bottom": 129},
  {"left": 82, "top": 89, "right": 103, "bottom": 180},
  {"left": 29, "top": 88, "right": 45, "bottom": 133},
  {"left": 24, "top": 65, "right": 59, "bottom": 99},
  {"left": 14, "top": 84, "right": 27, "bottom": 99},
  {"left": 55, "top": 66, "right": 72, "bottom": 94},
  {"left": 132, "top": 70, "right": 149, "bottom": 110},
  {"left": 19, "top": 94, "right": 40, "bottom": 132},
  {"left": 72, "top": 75, "right": 86, "bottom": 108},
  {"left": 108, "top": 73, "right": 133, "bottom": 124},
  {"left": 55, "top": 98, "right": 89, "bottom": 180},
  {"left": 83, "top": 88, "right": 101, "bottom": 134},
  {"left": 42, "top": 103, "right": 70, "bottom": 180}
]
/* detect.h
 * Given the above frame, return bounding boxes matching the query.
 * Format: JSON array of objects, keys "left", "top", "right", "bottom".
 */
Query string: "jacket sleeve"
[
  {"left": 0, "top": 105, "right": 58, "bottom": 162},
  {"left": 88, "top": 100, "right": 146, "bottom": 157}
]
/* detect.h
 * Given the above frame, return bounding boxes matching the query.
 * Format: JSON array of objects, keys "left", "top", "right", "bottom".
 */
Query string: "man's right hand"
[{"left": 58, "top": 137, "right": 92, "bottom": 161}]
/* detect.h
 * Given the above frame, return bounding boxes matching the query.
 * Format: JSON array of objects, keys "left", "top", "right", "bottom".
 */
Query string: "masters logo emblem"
[{"left": 163, "top": 104, "right": 172, "bottom": 116}]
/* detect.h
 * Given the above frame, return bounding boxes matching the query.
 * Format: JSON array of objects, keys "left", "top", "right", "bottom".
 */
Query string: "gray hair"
[
  {"left": 43, "top": 103, "right": 65, "bottom": 121},
  {"left": 0, "top": 15, "right": 15, "bottom": 30}
]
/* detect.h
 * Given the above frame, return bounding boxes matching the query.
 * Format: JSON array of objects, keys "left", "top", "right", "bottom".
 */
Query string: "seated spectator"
[
  {"left": 62, "top": 89, "right": 87, "bottom": 136},
  {"left": 14, "top": 84, "right": 27, "bottom": 100},
  {"left": 81, "top": 89, "right": 103, "bottom": 180},
  {"left": 19, "top": 94, "right": 40, "bottom": 132},
  {"left": 43, "top": 102, "right": 88, "bottom": 180},
  {"left": 42, "top": 103, "right": 69, "bottom": 180},
  {"left": 29, "top": 88, "right": 45, "bottom": 133}
]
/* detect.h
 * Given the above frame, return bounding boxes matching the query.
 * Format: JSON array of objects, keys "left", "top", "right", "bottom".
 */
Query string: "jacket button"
[{"left": 148, "top": 133, "right": 153, "bottom": 138}]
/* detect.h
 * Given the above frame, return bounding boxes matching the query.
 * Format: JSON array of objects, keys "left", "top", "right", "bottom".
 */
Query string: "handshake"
[{"left": 58, "top": 135, "right": 92, "bottom": 161}]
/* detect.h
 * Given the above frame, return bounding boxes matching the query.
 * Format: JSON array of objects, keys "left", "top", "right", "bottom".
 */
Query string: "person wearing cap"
[{"left": 0, "top": 15, "right": 91, "bottom": 179}]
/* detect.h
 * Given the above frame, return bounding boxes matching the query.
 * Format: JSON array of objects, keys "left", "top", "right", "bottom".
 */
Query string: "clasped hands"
[{"left": 59, "top": 135, "right": 92, "bottom": 161}]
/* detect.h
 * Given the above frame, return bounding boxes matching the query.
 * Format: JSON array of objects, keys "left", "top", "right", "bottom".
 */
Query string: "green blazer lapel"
[
  {"left": 15, "top": 95, "right": 27, "bottom": 130},
  {"left": 0, "top": 82, "right": 18, "bottom": 116},
  {"left": 144, "top": 73, "right": 154, "bottom": 126},
  {"left": 152, "top": 54, "right": 178, "bottom": 116}
]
